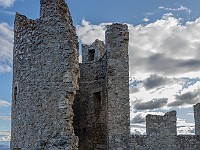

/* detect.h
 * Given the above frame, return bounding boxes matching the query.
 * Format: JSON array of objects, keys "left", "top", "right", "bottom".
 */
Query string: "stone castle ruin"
[{"left": 11, "top": 0, "right": 200, "bottom": 149}]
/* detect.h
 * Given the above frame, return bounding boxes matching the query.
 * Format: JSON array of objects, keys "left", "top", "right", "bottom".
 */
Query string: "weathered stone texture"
[
  {"left": 106, "top": 24, "right": 130, "bottom": 150},
  {"left": 131, "top": 135, "right": 200, "bottom": 150},
  {"left": 73, "top": 53, "right": 107, "bottom": 150},
  {"left": 73, "top": 24, "right": 130, "bottom": 150},
  {"left": 11, "top": 0, "right": 79, "bottom": 149},
  {"left": 146, "top": 110, "right": 177, "bottom": 135},
  {"left": 194, "top": 103, "right": 200, "bottom": 135},
  {"left": 12, "top": 0, "right": 200, "bottom": 150},
  {"left": 82, "top": 39, "right": 105, "bottom": 63}
]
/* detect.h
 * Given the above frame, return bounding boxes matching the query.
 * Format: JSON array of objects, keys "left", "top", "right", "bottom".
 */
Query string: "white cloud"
[
  {"left": 0, "top": 0, "right": 15, "bottom": 7},
  {"left": 177, "top": 118, "right": 194, "bottom": 135},
  {"left": 77, "top": 16, "right": 200, "bottom": 78},
  {"left": 0, "top": 22, "right": 13, "bottom": 74},
  {"left": 0, "top": 100, "right": 11, "bottom": 107},
  {"left": 0, "top": 131, "right": 10, "bottom": 142},
  {"left": 76, "top": 20, "right": 109, "bottom": 45},
  {"left": 143, "top": 18, "right": 149, "bottom": 22},
  {"left": 159, "top": 5, "right": 192, "bottom": 14}
]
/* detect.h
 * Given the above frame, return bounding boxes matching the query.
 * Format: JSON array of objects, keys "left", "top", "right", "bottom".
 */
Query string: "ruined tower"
[
  {"left": 73, "top": 24, "right": 130, "bottom": 150},
  {"left": 146, "top": 110, "right": 177, "bottom": 135},
  {"left": 105, "top": 24, "right": 130, "bottom": 149},
  {"left": 11, "top": 0, "right": 79, "bottom": 149},
  {"left": 12, "top": 1, "right": 200, "bottom": 150},
  {"left": 11, "top": 0, "right": 130, "bottom": 149}
]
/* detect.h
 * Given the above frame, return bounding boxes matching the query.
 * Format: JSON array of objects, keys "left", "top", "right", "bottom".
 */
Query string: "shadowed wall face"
[
  {"left": 73, "top": 41, "right": 107, "bottom": 150},
  {"left": 73, "top": 24, "right": 130, "bottom": 150}
]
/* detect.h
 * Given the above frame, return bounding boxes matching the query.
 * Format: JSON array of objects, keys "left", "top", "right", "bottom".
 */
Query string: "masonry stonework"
[
  {"left": 146, "top": 110, "right": 177, "bottom": 135},
  {"left": 11, "top": 0, "right": 200, "bottom": 150},
  {"left": 11, "top": 0, "right": 130, "bottom": 150},
  {"left": 194, "top": 103, "right": 200, "bottom": 135},
  {"left": 73, "top": 24, "right": 130, "bottom": 150},
  {"left": 11, "top": 0, "right": 79, "bottom": 149}
]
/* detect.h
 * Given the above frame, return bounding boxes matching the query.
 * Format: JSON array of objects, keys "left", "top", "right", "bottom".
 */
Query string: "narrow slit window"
[
  {"left": 14, "top": 87, "right": 17, "bottom": 101},
  {"left": 88, "top": 49, "right": 95, "bottom": 61},
  {"left": 83, "top": 128, "right": 87, "bottom": 135}
]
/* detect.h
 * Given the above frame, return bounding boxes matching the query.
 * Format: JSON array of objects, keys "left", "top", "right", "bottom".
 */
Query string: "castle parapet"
[{"left": 146, "top": 110, "right": 177, "bottom": 135}]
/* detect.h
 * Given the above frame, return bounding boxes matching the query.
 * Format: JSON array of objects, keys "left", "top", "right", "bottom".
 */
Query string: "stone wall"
[
  {"left": 131, "top": 135, "right": 200, "bottom": 150},
  {"left": 73, "top": 49, "right": 107, "bottom": 150},
  {"left": 11, "top": 0, "right": 131, "bottom": 149},
  {"left": 12, "top": 0, "right": 200, "bottom": 150},
  {"left": 11, "top": 0, "right": 79, "bottom": 149},
  {"left": 146, "top": 110, "right": 177, "bottom": 135},
  {"left": 131, "top": 108, "right": 200, "bottom": 150},
  {"left": 194, "top": 103, "right": 200, "bottom": 135},
  {"left": 73, "top": 24, "right": 130, "bottom": 150},
  {"left": 82, "top": 39, "right": 105, "bottom": 63},
  {"left": 105, "top": 24, "right": 130, "bottom": 150}
]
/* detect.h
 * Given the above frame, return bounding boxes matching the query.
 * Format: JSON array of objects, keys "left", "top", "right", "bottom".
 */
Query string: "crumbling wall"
[
  {"left": 73, "top": 41, "right": 107, "bottom": 150},
  {"left": 131, "top": 109, "right": 199, "bottom": 149},
  {"left": 82, "top": 39, "right": 105, "bottom": 63},
  {"left": 74, "top": 24, "right": 130, "bottom": 150},
  {"left": 146, "top": 110, "right": 177, "bottom": 135},
  {"left": 131, "top": 135, "right": 200, "bottom": 150},
  {"left": 11, "top": 0, "right": 79, "bottom": 149}
]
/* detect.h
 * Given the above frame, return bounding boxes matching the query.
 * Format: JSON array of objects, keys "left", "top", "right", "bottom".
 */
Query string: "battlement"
[{"left": 146, "top": 110, "right": 177, "bottom": 135}]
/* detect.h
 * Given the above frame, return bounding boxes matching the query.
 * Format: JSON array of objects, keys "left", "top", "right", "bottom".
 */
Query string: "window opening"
[
  {"left": 88, "top": 49, "right": 95, "bottom": 61},
  {"left": 14, "top": 87, "right": 17, "bottom": 101}
]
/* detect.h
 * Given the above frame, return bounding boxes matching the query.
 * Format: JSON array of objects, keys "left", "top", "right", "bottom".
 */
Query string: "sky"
[{"left": 1, "top": 0, "right": 200, "bottom": 146}]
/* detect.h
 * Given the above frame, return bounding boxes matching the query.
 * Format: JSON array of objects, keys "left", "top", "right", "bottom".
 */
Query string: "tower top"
[{"left": 40, "top": 0, "right": 71, "bottom": 19}]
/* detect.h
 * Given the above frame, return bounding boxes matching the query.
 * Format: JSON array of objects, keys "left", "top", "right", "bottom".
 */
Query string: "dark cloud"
[
  {"left": 143, "top": 74, "right": 168, "bottom": 90},
  {"left": 131, "top": 114, "right": 145, "bottom": 124},
  {"left": 168, "top": 89, "right": 200, "bottom": 107},
  {"left": 139, "top": 53, "right": 200, "bottom": 76},
  {"left": 130, "top": 87, "right": 140, "bottom": 93},
  {"left": 134, "top": 98, "right": 168, "bottom": 110}
]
